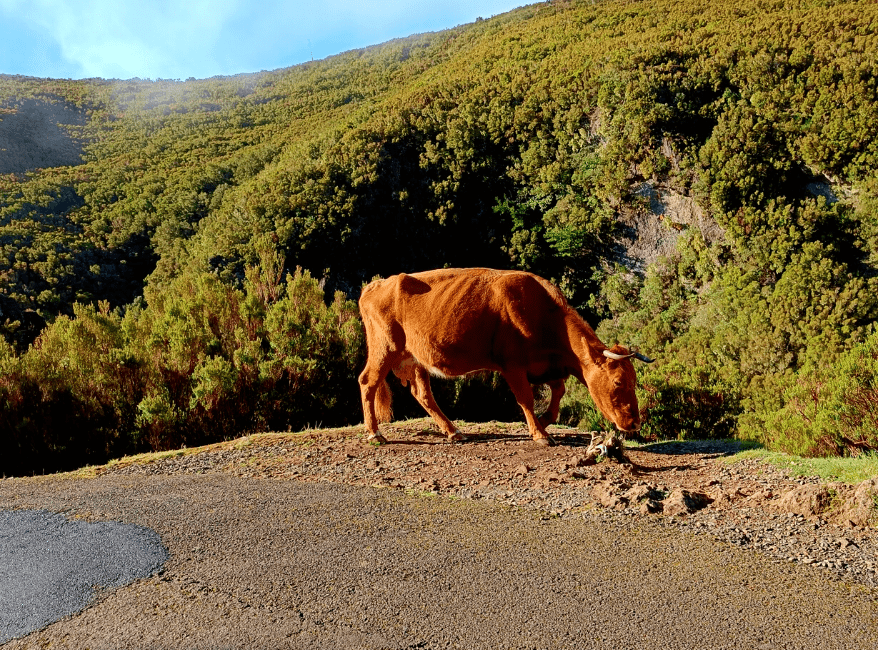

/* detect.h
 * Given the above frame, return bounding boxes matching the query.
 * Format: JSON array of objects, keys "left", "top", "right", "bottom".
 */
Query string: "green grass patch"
[{"left": 725, "top": 447, "right": 878, "bottom": 484}]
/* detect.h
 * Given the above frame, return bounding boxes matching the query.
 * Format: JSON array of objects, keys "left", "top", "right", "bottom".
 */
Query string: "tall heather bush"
[
  {"left": 742, "top": 330, "right": 878, "bottom": 457},
  {"left": 0, "top": 259, "right": 364, "bottom": 476}
]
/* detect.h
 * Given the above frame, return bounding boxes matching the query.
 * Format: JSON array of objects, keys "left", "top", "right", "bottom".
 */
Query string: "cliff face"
[{"left": 0, "top": 98, "right": 86, "bottom": 174}]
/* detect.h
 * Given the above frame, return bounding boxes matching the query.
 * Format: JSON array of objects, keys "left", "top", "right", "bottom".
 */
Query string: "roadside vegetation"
[
  {"left": 724, "top": 446, "right": 878, "bottom": 485},
  {"left": 2, "top": 0, "right": 877, "bottom": 475},
  {"left": 0, "top": 260, "right": 364, "bottom": 475}
]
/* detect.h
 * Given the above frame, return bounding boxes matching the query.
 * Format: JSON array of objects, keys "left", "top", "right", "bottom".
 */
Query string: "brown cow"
[{"left": 358, "top": 268, "right": 652, "bottom": 445}]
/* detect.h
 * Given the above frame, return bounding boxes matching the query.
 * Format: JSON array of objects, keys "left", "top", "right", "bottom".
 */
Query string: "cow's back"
[{"left": 360, "top": 268, "right": 569, "bottom": 374}]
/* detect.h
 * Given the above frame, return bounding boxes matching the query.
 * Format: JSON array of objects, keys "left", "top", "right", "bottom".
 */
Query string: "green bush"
[
  {"left": 742, "top": 330, "right": 878, "bottom": 457},
  {"left": 0, "top": 260, "right": 364, "bottom": 476},
  {"left": 558, "top": 360, "right": 737, "bottom": 442},
  {"left": 636, "top": 368, "right": 738, "bottom": 441},
  {"left": 558, "top": 380, "right": 612, "bottom": 432}
]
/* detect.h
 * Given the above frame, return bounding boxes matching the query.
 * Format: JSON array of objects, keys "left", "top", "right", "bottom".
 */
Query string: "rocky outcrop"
[
  {"left": 775, "top": 484, "right": 838, "bottom": 518},
  {"left": 591, "top": 481, "right": 711, "bottom": 517},
  {"left": 836, "top": 479, "right": 878, "bottom": 528},
  {"left": 661, "top": 488, "right": 712, "bottom": 517},
  {"left": 773, "top": 479, "right": 878, "bottom": 527}
]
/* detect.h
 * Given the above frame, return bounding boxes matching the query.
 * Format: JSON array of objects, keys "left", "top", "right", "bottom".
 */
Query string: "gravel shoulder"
[
  {"left": 2, "top": 420, "right": 877, "bottom": 648},
  {"left": 92, "top": 419, "right": 878, "bottom": 587}
]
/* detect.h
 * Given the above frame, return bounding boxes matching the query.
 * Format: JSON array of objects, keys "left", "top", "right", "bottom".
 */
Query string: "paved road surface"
[
  {"left": 1, "top": 474, "right": 876, "bottom": 649},
  {"left": 0, "top": 510, "right": 167, "bottom": 643}
]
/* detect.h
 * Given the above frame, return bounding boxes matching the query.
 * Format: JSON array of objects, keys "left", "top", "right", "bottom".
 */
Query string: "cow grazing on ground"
[{"left": 358, "top": 268, "right": 652, "bottom": 446}]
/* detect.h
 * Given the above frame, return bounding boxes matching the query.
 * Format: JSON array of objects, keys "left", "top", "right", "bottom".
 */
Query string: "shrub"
[
  {"left": 0, "top": 261, "right": 366, "bottom": 476},
  {"left": 558, "top": 359, "right": 737, "bottom": 441},
  {"left": 743, "top": 329, "right": 878, "bottom": 457},
  {"left": 636, "top": 373, "right": 738, "bottom": 442},
  {"left": 558, "top": 380, "right": 612, "bottom": 432},
  {"left": 0, "top": 302, "right": 143, "bottom": 475}
]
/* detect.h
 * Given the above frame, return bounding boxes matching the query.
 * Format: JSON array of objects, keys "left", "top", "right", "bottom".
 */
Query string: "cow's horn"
[
  {"left": 629, "top": 345, "right": 655, "bottom": 364},
  {"left": 602, "top": 347, "right": 655, "bottom": 363}
]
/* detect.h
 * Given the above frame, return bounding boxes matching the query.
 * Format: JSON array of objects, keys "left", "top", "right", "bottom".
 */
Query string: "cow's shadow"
[
  {"left": 383, "top": 427, "right": 758, "bottom": 460},
  {"left": 389, "top": 429, "right": 534, "bottom": 445},
  {"left": 632, "top": 439, "right": 757, "bottom": 459},
  {"left": 388, "top": 428, "right": 611, "bottom": 447}
]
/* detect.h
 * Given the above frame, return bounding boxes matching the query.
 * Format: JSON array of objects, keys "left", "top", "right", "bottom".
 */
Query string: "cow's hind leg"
[
  {"left": 408, "top": 366, "right": 465, "bottom": 442},
  {"left": 394, "top": 361, "right": 464, "bottom": 442},
  {"left": 537, "top": 379, "right": 566, "bottom": 429},
  {"left": 503, "top": 369, "right": 554, "bottom": 446}
]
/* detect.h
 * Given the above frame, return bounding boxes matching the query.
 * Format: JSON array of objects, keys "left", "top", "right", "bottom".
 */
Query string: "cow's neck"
[{"left": 564, "top": 310, "right": 607, "bottom": 374}]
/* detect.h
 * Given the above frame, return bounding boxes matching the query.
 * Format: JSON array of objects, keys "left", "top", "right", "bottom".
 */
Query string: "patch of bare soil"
[{"left": 99, "top": 419, "right": 878, "bottom": 588}]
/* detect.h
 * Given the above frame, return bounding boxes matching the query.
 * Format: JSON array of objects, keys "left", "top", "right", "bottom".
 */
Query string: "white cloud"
[
  {"left": 0, "top": 0, "right": 525, "bottom": 79},
  {"left": 1, "top": 0, "right": 240, "bottom": 79}
]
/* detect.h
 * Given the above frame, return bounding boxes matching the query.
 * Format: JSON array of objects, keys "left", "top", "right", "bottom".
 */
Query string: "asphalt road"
[
  {"left": 1, "top": 474, "right": 876, "bottom": 649},
  {"left": 0, "top": 509, "right": 167, "bottom": 643}
]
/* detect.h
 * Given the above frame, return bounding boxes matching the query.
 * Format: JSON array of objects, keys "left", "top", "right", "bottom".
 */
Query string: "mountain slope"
[{"left": 1, "top": 0, "right": 877, "bottom": 470}]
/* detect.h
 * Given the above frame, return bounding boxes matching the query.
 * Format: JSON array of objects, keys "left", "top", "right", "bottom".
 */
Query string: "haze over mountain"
[
  {"left": 0, "top": 0, "right": 524, "bottom": 80},
  {"left": 1, "top": 0, "right": 876, "bottom": 475}
]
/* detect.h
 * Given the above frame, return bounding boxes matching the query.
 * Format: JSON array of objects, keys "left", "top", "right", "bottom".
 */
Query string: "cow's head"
[{"left": 583, "top": 343, "right": 653, "bottom": 433}]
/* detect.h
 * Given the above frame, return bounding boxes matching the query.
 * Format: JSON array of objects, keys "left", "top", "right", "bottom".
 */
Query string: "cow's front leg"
[
  {"left": 537, "top": 379, "right": 566, "bottom": 429},
  {"left": 503, "top": 369, "right": 554, "bottom": 446}
]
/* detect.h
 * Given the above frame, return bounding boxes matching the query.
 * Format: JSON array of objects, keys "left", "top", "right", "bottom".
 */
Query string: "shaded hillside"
[
  {"left": 1, "top": 0, "right": 877, "bottom": 473},
  {"left": 0, "top": 98, "right": 87, "bottom": 174}
]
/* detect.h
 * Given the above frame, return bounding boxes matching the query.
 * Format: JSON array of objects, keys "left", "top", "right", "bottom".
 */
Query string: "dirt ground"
[{"left": 93, "top": 418, "right": 878, "bottom": 588}]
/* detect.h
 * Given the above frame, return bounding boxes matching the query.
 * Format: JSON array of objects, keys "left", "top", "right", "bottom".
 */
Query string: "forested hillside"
[{"left": 2, "top": 0, "right": 877, "bottom": 475}]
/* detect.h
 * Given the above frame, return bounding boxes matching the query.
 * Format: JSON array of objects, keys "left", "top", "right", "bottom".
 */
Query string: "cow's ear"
[{"left": 581, "top": 337, "right": 603, "bottom": 366}]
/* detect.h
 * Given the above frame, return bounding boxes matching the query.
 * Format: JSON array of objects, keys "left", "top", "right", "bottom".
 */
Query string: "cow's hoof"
[
  {"left": 447, "top": 430, "right": 466, "bottom": 442},
  {"left": 366, "top": 433, "right": 388, "bottom": 445},
  {"left": 534, "top": 436, "right": 555, "bottom": 447}
]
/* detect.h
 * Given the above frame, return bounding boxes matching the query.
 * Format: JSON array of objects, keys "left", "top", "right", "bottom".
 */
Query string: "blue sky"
[{"left": 0, "top": 0, "right": 527, "bottom": 81}]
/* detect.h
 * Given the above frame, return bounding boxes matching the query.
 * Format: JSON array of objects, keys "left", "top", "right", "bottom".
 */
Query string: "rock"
[
  {"left": 851, "top": 478, "right": 878, "bottom": 524},
  {"left": 775, "top": 484, "right": 837, "bottom": 519},
  {"left": 662, "top": 489, "right": 711, "bottom": 517},
  {"left": 624, "top": 484, "right": 652, "bottom": 501},
  {"left": 624, "top": 484, "right": 661, "bottom": 503},
  {"left": 592, "top": 481, "right": 629, "bottom": 510},
  {"left": 640, "top": 499, "right": 663, "bottom": 515},
  {"left": 829, "top": 478, "right": 878, "bottom": 527},
  {"left": 710, "top": 489, "right": 732, "bottom": 506},
  {"left": 565, "top": 455, "right": 585, "bottom": 469},
  {"left": 514, "top": 464, "right": 530, "bottom": 477}
]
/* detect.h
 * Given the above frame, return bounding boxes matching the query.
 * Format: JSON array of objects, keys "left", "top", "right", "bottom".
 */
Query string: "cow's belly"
[
  {"left": 526, "top": 365, "right": 572, "bottom": 384},
  {"left": 402, "top": 342, "right": 498, "bottom": 379}
]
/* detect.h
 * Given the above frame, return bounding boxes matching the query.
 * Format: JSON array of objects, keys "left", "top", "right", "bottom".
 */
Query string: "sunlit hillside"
[{"left": 1, "top": 0, "right": 877, "bottom": 475}]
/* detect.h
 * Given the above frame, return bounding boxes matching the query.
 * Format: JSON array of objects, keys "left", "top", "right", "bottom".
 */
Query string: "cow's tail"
[{"left": 375, "top": 378, "right": 393, "bottom": 423}]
